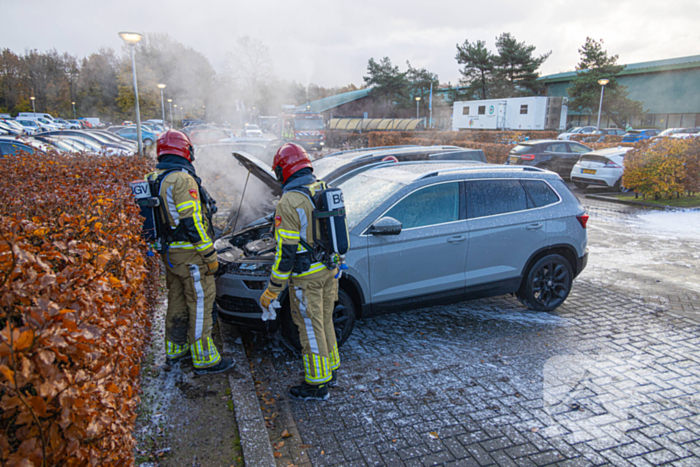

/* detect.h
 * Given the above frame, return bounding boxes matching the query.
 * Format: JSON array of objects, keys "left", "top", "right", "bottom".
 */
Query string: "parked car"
[
  {"left": 87, "top": 130, "right": 139, "bottom": 151},
  {"left": 0, "top": 120, "right": 24, "bottom": 135},
  {"left": 113, "top": 126, "right": 158, "bottom": 147},
  {"left": 557, "top": 126, "right": 598, "bottom": 140},
  {"left": 213, "top": 160, "right": 589, "bottom": 348},
  {"left": 0, "top": 137, "right": 49, "bottom": 156},
  {"left": 506, "top": 139, "right": 592, "bottom": 178},
  {"left": 15, "top": 120, "right": 40, "bottom": 134},
  {"left": 622, "top": 129, "right": 660, "bottom": 142},
  {"left": 670, "top": 127, "right": 700, "bottom": 139},
  {"left": 570, "top": 147, "right": 634, "bottom": 190},
  {"left": 16, "top": 116, "right": 60, "bottom": 132},
  {"left": 244, "top": 124, "right": 264, "bottom": 137},
  {"left": 1, "top": 119, "right": 31, "bottom": 135},
  {"left": 655, "top": 128, "right": 685, "bottom": 138},
  {"left": 39, "top": 130, "right": 133, "bottom": 155},
  {"left": 54, "top": 118, "right": 81, "bottom": 129}
]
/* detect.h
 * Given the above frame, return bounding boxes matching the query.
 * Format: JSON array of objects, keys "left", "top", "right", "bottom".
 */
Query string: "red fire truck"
[{"left": 277, "top": 112, "right": 326, "bottom": 150}]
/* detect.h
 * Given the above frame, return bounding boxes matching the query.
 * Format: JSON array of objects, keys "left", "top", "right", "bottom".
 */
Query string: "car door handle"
[
  {"left": 447, "top": 235, "right": 467, "bottom": 243},
  {"left": 526, "top": 223, "right": 543, "bottom": 230}
]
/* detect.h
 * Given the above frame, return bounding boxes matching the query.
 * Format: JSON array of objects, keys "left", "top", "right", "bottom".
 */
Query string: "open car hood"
[{"left": 233, "top": 151, "right": 282, "bottom": 197}]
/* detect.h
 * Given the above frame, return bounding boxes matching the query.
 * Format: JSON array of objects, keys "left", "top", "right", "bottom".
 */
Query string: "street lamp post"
[
  {"left": 30, "top": 96, "right": 36, "bottom": 113},
  {"left": 157, "top": 83, "right": 166, "bottom": 123},
  {"left": 71, "top": 102, "right": 76, "bottom": 119},
  {"left": 415, "top": 96, "right": 421, "bottom": 119},
  {"left": 596, "top": 79, "right": 609, "bottom": 130},
  {"left": 119, "top": 31, "right": 144, "bottom": 154},
  {"left": 167, "top": 99, "right": 173, "bottom": 127}
]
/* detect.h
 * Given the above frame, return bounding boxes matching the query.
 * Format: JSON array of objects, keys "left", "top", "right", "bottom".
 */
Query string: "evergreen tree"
[
  {"left": 493, "top": 33, "right": 550, "bottom": 96},
  {"left": 567, "top": 37, "right": 645, "bottom": 128},
  {"left": 363, "top": 57, "right": 409, "bottom": 116},
  {"left": 455, "top": 39, "right": 494, "bottom": 100}
]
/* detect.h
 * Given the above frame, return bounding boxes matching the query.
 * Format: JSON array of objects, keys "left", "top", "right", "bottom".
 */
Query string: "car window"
[
  {"left": 545, "top": 143, "right": 567, "bottom": 153},
  {"left": 521, "top": 180, "right": 560, "bottom": 208},
  {"left": 384, "top": 182, "right": 460, "bottom": 230},
  {"left": 568, "top": 143, "right": 590, "bottom": 154},
  {"left": 511, "top": 144, "right": 535, "bottom": 155},
  {"left": 467, "top": 180, "right": 528, "bottom": 219}
]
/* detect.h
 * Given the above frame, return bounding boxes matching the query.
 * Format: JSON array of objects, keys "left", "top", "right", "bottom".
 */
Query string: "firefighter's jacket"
[
  {"left": 146, "top": 168, "right": 217, "bottom": 263},
  {"left": 268, "top": 180, "right": 327, "bottom": 294}
]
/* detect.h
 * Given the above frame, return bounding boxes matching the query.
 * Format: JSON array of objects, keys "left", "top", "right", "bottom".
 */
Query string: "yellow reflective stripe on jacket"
[
  {"left": 272, "top": 227, "right": 292, "bottom": 281},
  {"left": 278, "top": 229, "right": 300, "bottom": 240},
  {"left": 292, "top": 261, "right": 326, "bottom": 278},
  {"left": 169, "top": 241, "right": 196, "bottom": 249},
  {"left": 176, "top": 197, "right": 212, "bottom": 247}
]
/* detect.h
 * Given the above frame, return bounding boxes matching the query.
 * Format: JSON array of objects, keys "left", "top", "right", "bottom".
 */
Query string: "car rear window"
[
  {"left": 467, "top": 180, "right": 528, "bottom": 219},
  {"left": 521, "top": 180, "right": 559, "bottom": 208},
  {"left": 511, "top": 144, "right": 535, "bottom": 155}
]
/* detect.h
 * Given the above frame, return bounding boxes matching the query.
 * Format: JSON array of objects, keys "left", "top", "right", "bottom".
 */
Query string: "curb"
[
  {"left": 219, "top": 322, "right": 276, "bottom": 467},
  {"left": 584, "top": 194, "right": 700, "bottom": 210}
]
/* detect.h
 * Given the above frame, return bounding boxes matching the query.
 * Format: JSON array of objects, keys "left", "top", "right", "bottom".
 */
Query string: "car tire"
[
  {"left": 516, "top": 254, "right": 573, "bottom": 312},
  {"left": 143, "top": 138, "right": 154, "bottom": 147},
  {"left": 281, "top": 287, "right": 356, "bottom": 352},
  {"left": 573, "top": 181, "right": 589, "bottom": 190},
  {"left": 613, "top": 179, "right": 622, "bottom": 192}
]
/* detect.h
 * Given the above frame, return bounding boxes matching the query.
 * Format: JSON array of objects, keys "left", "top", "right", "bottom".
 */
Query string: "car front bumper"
[{"left": 215, "top": 267, "right": 270, "bottom": 325}]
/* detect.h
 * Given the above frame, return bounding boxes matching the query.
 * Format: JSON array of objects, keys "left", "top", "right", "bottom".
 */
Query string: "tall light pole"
[
  {"left": 415, "top": 96, "right": 421, "bottom": 119},
  {"left": 119, "top": 31, "right": 144, "bottom": 154},
  {"left": 167, "top": 99, "right": 173, "bottom": 127},
  {"left": 157, "top": 83, "right": 166, "bottom": 122},
  {"left": 71, "top": 101, "right": 76, "bottom": 119},
  {"left": 596, "top": 78, "right": 609, "bottom": 130},
  {"left": 30, "top": 96, "right": 36, "bottom": 113}
]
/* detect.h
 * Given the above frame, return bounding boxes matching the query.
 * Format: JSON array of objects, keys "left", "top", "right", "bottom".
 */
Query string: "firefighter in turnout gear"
[
  {"left": 149, "top": 130, "right": 234, "bottom": 375},
  {"left": 260, "top": 143, "right": 340, "bottom": 401}
]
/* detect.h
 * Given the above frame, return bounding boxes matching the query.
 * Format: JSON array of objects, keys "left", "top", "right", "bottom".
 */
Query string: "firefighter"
[
  {"left": 282, "top": 121, "right": 294, "bottom": 140},
  {"left": 149, "top": 130, "right": 234, "bottom": 375},
  {"left": 259, "top": 143, "right": 340, "bottom": 401}
]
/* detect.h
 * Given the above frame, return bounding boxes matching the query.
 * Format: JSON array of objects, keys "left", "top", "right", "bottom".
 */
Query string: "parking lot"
[{"left": 240, "top": 194, "right": 700, "bottom": 466}]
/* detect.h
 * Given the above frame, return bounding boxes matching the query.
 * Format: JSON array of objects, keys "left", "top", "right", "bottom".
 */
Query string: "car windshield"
[
  {"left": 335, "top": 173, "right": 407, "bottom": 230},
  {"left": 246, "top": 125, "right": 260, "bottom": 130},
  {"left": 294, "top": 117, "right": 324, "bottom": 131},
  {"left": 569, "top": 127, "right": 583, "bottom": 133}
]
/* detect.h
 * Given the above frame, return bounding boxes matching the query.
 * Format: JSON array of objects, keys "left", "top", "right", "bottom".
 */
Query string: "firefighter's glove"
[
  {"left": 205, "top": 260, "right": 219, "bottom": 276},
  {"left": 260, "top": 288, "right": 278, "bottom": 309}
]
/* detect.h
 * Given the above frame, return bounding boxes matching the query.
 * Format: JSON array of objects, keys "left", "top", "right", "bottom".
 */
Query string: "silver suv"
[{"left": 214, "top": 160, "right": 589, "bottom": 349}]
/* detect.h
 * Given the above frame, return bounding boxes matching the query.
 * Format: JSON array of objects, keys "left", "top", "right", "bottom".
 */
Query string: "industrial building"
[{"left": 539, "top": 54, "right": 700, "bottom": 129}]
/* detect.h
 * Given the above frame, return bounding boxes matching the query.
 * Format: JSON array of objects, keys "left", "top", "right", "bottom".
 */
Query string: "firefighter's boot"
[
  {"left": 328, "top": 370, "right": 339, "bottom": 388},
  {"left": 289, "top": 382, "right": 329, "bottom": 401},
  {"left": 193, "top": 357, "right": 235, "bottom": 376}
]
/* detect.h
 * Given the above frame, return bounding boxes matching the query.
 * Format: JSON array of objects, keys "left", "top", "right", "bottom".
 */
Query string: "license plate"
[
  {"left": 509, "top": 156, "right": 518, "bottom": 163},
  {"left": 582, "top": 169, "right": 596, "bottom": 174}
]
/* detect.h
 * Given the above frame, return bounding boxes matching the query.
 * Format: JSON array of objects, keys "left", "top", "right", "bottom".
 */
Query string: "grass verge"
[{"left": 610, "top": 193, "right": 700, "bottom": 208}]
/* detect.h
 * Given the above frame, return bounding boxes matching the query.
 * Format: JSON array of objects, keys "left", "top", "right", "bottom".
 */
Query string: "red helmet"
[
  {"left": 272, "top": 143, "right": 312, "bottom": 183},
  {"left": 157, "top": 130, "right": 195, "bottom": 162}
]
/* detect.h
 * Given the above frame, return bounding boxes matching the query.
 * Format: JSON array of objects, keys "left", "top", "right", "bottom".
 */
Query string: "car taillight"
[
  {"left": 520, "top": 154, "right": 536, "bottom": 161},
  {"left": 604, "top": 160, "right": 622, "bottom": 168},
  {"left": 576, "top": 214, "right": 589, "bottom": 229}
]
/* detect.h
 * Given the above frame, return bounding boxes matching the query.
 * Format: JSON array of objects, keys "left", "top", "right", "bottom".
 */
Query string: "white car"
[
  {"left": 570, "top": 147, "right": 633, "bottom": 191},
  {"left": 670, "top": 128, "right": 700, "bottom": 139},
  {"left": 557, "top": 126, "right": 598, "bottom": 140},
  {"left": 244, "top": 124, "right": 263, "bottom": 137}
]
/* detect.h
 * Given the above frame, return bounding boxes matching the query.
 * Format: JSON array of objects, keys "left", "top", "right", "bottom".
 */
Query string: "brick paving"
[{"left": 244, "top": 279, "right": 700, "bottom": 466}]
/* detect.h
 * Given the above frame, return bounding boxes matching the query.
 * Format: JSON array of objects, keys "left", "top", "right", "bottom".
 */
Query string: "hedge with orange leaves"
[{"left": 0, "top": 152, "right": 158, "bottom": 466}]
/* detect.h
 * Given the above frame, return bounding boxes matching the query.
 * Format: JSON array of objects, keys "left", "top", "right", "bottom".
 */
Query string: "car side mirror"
[{"left": 368, "top": 217, "right": 402, "bottom": 236}]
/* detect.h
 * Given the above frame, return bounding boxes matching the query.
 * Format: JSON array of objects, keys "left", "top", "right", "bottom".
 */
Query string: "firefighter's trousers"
[
  {"left": 289, "top": 267, "right": 340, "bottom": 385},
  {"left": 162, "top": 249, "right": 221, "bottom": 369}
]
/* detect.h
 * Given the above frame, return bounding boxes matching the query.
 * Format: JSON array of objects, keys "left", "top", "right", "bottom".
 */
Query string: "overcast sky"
[{"left": 3, "top": 0, "right": 699, "bottom": 88}]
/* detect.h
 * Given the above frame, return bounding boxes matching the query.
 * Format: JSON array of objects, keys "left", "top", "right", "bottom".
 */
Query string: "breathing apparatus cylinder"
[
  {"left": 130, "top": 179, "right": 162, "bottom": 251},
  {"left": 314, "top": 187, "right": 349, "bottom": 256}
]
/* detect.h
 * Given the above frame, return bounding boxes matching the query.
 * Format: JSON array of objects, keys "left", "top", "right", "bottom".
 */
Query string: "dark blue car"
[{"left": 622, "top": 129, "right": 660, "bottom": 142}]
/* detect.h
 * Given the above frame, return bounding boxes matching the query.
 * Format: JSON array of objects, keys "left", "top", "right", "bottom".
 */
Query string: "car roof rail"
[{"left": 418, "top": 165, "right": 546, "bottom": 179}]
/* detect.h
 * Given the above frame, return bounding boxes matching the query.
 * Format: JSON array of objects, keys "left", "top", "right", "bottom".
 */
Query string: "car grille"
[
  {"left": 243, "top": 280, "right": 266, "bottom": 290},
  {"left": 217, "top": 295, "right": 261, "bottom": 313}
]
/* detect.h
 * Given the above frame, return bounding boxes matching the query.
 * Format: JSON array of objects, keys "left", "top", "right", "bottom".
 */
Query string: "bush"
[
  {"left": 623, "top": 139, "right": 691, "bottom": 198},
  {"left": 0, "top": 152, "right": 158, "bottom": 465}
]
